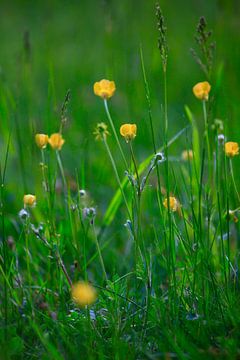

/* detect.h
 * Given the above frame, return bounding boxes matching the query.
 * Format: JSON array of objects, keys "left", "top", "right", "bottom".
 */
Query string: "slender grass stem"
[
  {"left": 202, "top": 100, "right": 211, "bottom": 179},
  {"left": 56, "top": 150, "right": 67, "bottom": 195},
  {"left": 56, "top": 250, "right": 72, "bottom": 287},
  {"left": 140, "top": 45, "right": 156, "bottom": 153},
  {"left": 41, "top": 149, "right": 48, "bottom": 193},
  {"left": 103, "top": 99, "right": 128, "bottom": 169},
  {"left": 0, "top": 171, "right": 8, "bottom": 341},
  {"left": 229, "top": 159, "right": 240, "bottom": 202},
  {"left": 103, "top": 136, "right": 131, "bottom": 219},
  {"left": 92, "top": 222, "right": 108, "bottom": 282}
]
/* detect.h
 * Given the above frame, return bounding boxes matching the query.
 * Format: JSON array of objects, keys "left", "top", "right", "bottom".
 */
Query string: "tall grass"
[{"left": 0, "top": 3, "right": 240, "bottom": 359}]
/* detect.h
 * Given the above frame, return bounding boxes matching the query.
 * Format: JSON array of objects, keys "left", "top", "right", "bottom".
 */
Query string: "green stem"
[
  {"left": 41, "top": 149, "right": 48, "bottom": 193},
  {"left": 0, "top": 173, "right": 8, "bottom": 341},
  {"left": 103, "top": 136, "right": 131, "bottom": 219},
  {"left": 92, "top": 222, "right": 108, "bottom": 282},
  {"left": 202, "top": 100, "right": 211, "bottom": 179},
  {"left": 56, "top": 150, "right": 67, "bottom": 195},
  {"left": 103, "top": 99, "right": 128, "bottom": 169},
  {"left": 129, "top": 142, "right": 140, "bottom": 195},
  {"left": 140, "top": 45, "right": 156, "bottom": 153},
  {"left": 230, "top": 159, "right": 240, "bottom": 202}
]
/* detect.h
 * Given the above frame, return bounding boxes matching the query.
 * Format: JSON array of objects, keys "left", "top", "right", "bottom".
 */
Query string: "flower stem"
[
  {"left": 103, "top": 99, "right": 128, "bottom": 169},
  {"left": 103, "top": 136, "right": 131, "bottom": 219},
  {"left": 56, "top": 150, "right": 67, "bottom": 195},
  {"left": 230, "top": 159, "right": 240, "bottom": 202},
  {"left": 41, "top": 149, "right": 48, "bottom": 193},
  {"left": 202, "top": 100, "right": 211, "bottom": 179},
  {"left": 92, "top": 222, "right": 108, "bottom": 283}
]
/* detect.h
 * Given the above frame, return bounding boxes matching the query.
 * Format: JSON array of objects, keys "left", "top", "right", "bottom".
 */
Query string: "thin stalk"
[
  {"left": 140, "top": 45, "right": 156, "bottom": 153},
  {"left": 92, "top": 222, "right": 108, "bottom": 282},
  {"left": 41, "top": 148, "right": 49, "bottom": 193},
  {"left": 202, "top": 100, "right": 211, "bottom": 179},
  {"left": 57, "top": 250, "right": 72, "bottom": 287},
  {"left": 0, "top": 132, "right": 11, "bottom": 341},
  {"left": 103, "top": 136, "right": 131, "bottom": 219},
  {"left": 103, "top": 99, "right": 128, "bottom": 169},
  {"left": 163, "top": 69, "right": 168, "bottom": 139},
  {"left": 140, "top": 44, "right": 165, "bottom": 249},
  {"left": 129, "top": 142, "right": 140, "bottom": 196},
  {"left": 56, "top": 150, "right": 67, "bottom": 195},
  {"left": 230, "top": 159, "right": 240, "bottom": 202},
  {"left": 0, "top": 170, "right": 8, "bottom": 341}
]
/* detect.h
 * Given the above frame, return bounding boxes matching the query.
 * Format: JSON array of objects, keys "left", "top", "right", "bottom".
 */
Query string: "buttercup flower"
[
  {"left": 120, "top": 124, "right": 137, "bottom": 143},
  {"left": 163, "top": 196, "right": 178, "bottom": 212},
  {"left": 93, "top": 79, "right": 116, "bottom": 99},
  {"left": 224, "top": 142, "right": 239, "bottom": 157},
  {"left": 23, "top": 194, "right": 36, "bottom": 207},
  {"left": 48, "top": 133, "right": 65, "bottom": 150},
  {"left": 71, "top": 281, "right": 97, "bottom": 307},
  {"left": 35, "top": 134, "right": 49, "bottom": 149},
  {"left": 181, "top": 149, "right": 193, "bottom": 161},
  {"left": 193, "top": 81, "right": 211, "bottom": 101}
]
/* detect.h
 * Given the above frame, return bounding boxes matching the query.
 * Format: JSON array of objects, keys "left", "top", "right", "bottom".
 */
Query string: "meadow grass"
[{"left": 0, "top": 1, "right": 240, "bottom": 359}]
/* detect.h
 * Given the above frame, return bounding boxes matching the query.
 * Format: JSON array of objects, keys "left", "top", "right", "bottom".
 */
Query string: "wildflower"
[
  {"left": 35, "top": 134, "right": 49, "bottom": 149},
  {"left": 120, "top": 124, "right": 137, "bottom": 143},
  {"left": 93, "top": 122, "right": 110, "bottom": 141},
  {"left": 163, "top": 196, "right": 178, "bottom": 212},
  {"left": 181, "top": 149, "right": 193, "bottom": 161},
  {"left": 23, "top": 194, "right": 36, "bottom": 207},
  {"left": 224, "top": 142, "right": 239, "bottom": 157},
  {"left": 93, "top": 79, "right": 116, "bottom": 99},
  {"left": 71, "top": 281, "right": 97, "bottom": 307},
  {"left": 48, "top": 133, "right": 65, "bottom": 150},
  {"left": 192, "top": 81, "right": 211, "bottom": 101}
]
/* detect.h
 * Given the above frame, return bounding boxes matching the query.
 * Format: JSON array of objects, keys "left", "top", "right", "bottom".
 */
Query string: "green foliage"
[{"left": 0, "top": 1, "right": 240, "bottom": 359}]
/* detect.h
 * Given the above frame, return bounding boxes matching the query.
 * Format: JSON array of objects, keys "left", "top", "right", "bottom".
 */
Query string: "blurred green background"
[{"left": 0, "top": 0, "right": 239, "bottom": 216}]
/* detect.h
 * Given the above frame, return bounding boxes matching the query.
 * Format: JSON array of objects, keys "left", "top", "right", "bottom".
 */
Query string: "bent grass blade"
[{"left": 102, "top": 126, "right": 189, "bottom": 228}]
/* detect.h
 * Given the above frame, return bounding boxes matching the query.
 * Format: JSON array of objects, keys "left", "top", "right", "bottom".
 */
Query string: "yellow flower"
[
  {"left": 181, "top": 149, "right": 193, "bottom": 161},
  {"left": 35, "top": 134, "right": 49, "bottom": 149},
  {"left": 163, "top": 196, "right": 178, "bottom": 212},
  {"left": 192, "top": 81, "right": 211, "bottom": 101},
  {"left": 224, "top": 142, "right": 239, "bottom": 157},
  {"left": 23, "top": 194, "right": 36, "bottom": 207},
  {"left": 120, "top": 124, "right": 137, "bottom": 143},
  {"left": 48, "top": 133, "right": 65, "bottom": 150},
  {"left": 71, "top": 281, "right": 97, "bottom": 307},
  {"left": 93, "top": 79, "right": 116, "bottom": 99}
]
